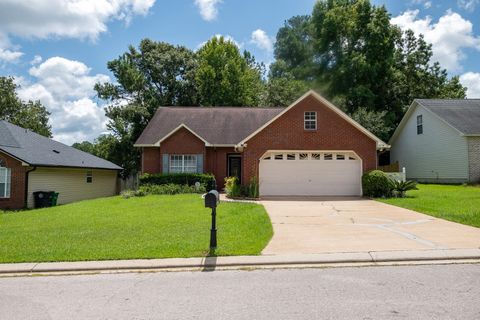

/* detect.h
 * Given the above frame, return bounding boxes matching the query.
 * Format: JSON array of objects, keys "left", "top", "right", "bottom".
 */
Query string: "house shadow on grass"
[{"left": 202, "top": 249, "right": 217, "bottom": 272}]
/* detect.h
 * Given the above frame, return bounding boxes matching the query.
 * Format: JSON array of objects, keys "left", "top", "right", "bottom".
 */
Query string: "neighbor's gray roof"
[
  {"left": 416, "top": 99, "right": 480, "bottom": 135},
  {"left": 0, "top": 120, "right": 122, "bottom": 170},
  {"left": 135, "top": 107, "right": 284, "bottom": 145}
]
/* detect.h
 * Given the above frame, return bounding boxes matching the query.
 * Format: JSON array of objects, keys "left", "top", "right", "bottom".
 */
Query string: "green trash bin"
[{"left": 51, "top": 192, "right": 59, "bottom": 206}]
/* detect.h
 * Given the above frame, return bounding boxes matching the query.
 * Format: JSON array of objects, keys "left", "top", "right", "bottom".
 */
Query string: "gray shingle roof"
[
  {"left": 416, "top": 99, "right": 480, "bottom": 135},
  {"left": 135, "top": 107, "right": 284, "bottom": 145},
  {"left": 0, "top": 120, "right": 122, "bottom": 170}
]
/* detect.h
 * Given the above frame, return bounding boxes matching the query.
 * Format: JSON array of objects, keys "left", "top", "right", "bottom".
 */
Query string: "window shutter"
[
  {"left": 162, "top": 154, "right": 169, "bottom": 174},
  {"left": 196, "top": 154, "right": 204, "bottom": 173}
]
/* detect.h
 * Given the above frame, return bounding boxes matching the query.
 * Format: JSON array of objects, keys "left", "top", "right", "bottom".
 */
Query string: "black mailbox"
[{"left": 204, "top": 192, "right": 218, "bottom": 208}]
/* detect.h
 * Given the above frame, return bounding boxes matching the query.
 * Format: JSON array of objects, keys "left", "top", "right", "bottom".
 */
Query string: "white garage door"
[{"left": 259, "top": 151, "right": 362, "bottom": 196}]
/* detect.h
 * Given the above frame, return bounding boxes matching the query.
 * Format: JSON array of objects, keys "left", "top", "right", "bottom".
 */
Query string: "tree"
[
  {"left": 349, "top": 108, "right": 393, "bottom": 142},
  {"left": 95, "top": 39, "right": 199, "bottom": 176},
  {"left": 196, "top": 36, "right": 265, "bottom": 106},
  {"left": 0, "top": 76, "right": 52, "bottom": 137},
  {"left": 72, "top": 141, "right": 95, "bottom": 154},
  {"left": 272, "top": 0, "right": 467, "bottom": 138},
  {"left": 262, "top": 76, "right": 309, "bottom": 107}
]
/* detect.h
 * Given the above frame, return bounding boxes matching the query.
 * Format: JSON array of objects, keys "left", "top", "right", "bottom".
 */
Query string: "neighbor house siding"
[
  {"left": 242, "top": 95, "right": 377, "bottom": 185},
  {"left": 27, "top": 167, "right": 118, "bottom": 208},
  {"left": 467, "top": 137, "right": 480, "bottom": 183},
  {"left": 390, "top": 105, "right": 469, "bottom": 183},
  {"left": 0, "top": 152, "right": 27, "bottom": 210}
]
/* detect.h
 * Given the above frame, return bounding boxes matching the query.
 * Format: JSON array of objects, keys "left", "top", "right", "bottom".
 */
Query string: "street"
[{"left": 1, "top": 264, "right": 479, "bottom": 320}]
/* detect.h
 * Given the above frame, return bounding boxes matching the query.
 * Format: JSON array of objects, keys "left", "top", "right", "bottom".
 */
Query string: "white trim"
[
  {"left": 304, "top": 111, "right": 317, "bottom": 130},
  {"left": 389, "top": 101, "right": 466, "bottom": 145},
  {"left": 237, "top": 90, "right": 389, "bottom": 150},
  {"left": 258, "top": 149, "right": 363, "bottom": 196},
  {"left": 156, "top": 124, "right": 209, "bottom": 146},
  {"left": 134, "top": 124, "right": 238, "bottom": 148}
]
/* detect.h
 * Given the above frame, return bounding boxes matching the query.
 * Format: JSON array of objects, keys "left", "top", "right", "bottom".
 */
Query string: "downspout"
[{"left": 24, "top": 166, "right": 37, "bottom": 208}]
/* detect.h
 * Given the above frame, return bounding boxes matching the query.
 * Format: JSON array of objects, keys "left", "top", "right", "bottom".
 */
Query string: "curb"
[{"left": 1, "top": 249, "right": 479, "bottom": 275}]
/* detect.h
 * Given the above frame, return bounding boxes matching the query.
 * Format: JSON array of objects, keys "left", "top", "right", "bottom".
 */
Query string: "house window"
[
  {"left": 0, "top": 160, "right": 11, "bottom": 198},
  {"left": 324, "top": 153, "right": 333, "bottom": 160},
  {"left": 417, "top": 115, "right": 423, "bottom": 135},
  {"left": 304, "top": 111, "right": 317, "bottom": 130},
  {"left": 86, "top": 170, "right": 93, "bottom": 183},
  {"left": 170, "top": 155, "right": 197, "bottom": 173}
]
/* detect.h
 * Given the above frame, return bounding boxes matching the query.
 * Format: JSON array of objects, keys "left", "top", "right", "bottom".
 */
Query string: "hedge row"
[{"left": 139, "top": 173, "right": 216, "bottom": 189}]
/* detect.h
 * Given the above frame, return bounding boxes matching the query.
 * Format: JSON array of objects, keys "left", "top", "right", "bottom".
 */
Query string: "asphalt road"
[{"left": 0, "top": 264, "right": 479, "bottom": 320}]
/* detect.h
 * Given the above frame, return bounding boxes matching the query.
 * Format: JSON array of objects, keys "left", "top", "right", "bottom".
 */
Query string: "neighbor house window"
[
  {"left": 417, "top": 115, "right": 423, "bottom": 135},
  {"left": 86, "top": 170, "right": 93, "bottom": 183},
  {"left": 0, "top": 159, "right": 11, "bottom": 198},
  {"left": 170, "top": 155, "right": 197, "bottom": 173},
  {"left": 304, "top": 111, "right": 317, "bottom": 130}
]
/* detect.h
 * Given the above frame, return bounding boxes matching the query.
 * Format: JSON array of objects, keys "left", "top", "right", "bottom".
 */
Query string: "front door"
[{"left": 227, "top": 155, "right": 242, "bottom": 184}]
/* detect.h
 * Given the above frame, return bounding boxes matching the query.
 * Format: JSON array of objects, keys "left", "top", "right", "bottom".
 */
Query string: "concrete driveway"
[{"left": 261, "top": 197, "right": 480, "bottom": 255}]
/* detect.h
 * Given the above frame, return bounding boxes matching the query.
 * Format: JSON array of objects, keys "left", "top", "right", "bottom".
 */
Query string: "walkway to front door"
[{"left": 261, "top": 197, "right": 480, "bottom": 255}]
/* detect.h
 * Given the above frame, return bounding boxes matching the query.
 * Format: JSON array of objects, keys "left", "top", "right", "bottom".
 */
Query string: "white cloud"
[
  {"left": 0, "top": 0, "right": 155, "bottom": 41},
  {"left": 30, "top": 55, "right": 43, "bottom": 65},
  {"left": 411, "top": 0, "right": 432, "bottom": 9},
  {"left": 458, "top": 0, "right": 479, "bottom": 12},
  {"left": 460, "top": 72, "right": 480, "bottom": 98},
  {"left": 0, "top": 48, "right": 23, "bottom": 63},
  {"left": 197, "top": 34, "right": 242, "bottom": 50},
  {"left": 194, "top": 0, "right": 222, "bottom": 21},
  {"left": 250, "top": 29, "right": 274, "bottom": 52},
  {"left": 17, "top": 57, "right": 110, "bottom": 144},
  {"left": 391, "top": 9, "right": 480, "bottom": 72}
]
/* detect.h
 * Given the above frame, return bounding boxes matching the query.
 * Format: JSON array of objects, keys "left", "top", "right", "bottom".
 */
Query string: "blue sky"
[{"left": 0, "top": 0, "right": 479, "bottom": 144}]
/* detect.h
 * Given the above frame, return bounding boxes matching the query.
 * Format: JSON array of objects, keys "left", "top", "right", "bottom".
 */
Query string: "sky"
[{"left": 0, "top": 0, "right": 479, "bottom": 145}]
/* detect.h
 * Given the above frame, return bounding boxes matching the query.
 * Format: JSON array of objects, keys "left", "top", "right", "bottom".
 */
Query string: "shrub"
[
  {"left": 139, "top": 173, "right": 216, "bottom": 189},
  {"left": 246, "top": 176, "right": 259, "bottom": 198},
  {"left": 139, "top": 183, "right": 206, "bottom": 196},
  {"left": 362, "top": 170, "right": 393, "bottom": 198},
  {"left": 389, "top": 179, "right": 418, "bottom": 198},
  {"left": 121, "top": 190, "right": 136, "bottom": 199},
  {"left": 225, "top": 177, "right": 242, "bottom": 198}
]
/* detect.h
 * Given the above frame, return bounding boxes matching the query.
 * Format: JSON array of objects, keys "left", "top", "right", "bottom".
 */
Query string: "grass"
[
  {"left": 0, "top": 194, "right": 273, "bottom": 264},
  {"left": 378, "top": 184, "right": 480, "bottom": 228}
]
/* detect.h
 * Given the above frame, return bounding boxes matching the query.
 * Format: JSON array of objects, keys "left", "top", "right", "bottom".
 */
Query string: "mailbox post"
[{"left": 204, "top": 191, "right": 219, "bottom": 249}]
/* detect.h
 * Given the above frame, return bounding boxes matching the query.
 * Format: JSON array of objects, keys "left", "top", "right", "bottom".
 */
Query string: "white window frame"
[
  {"left": 304, "top": 111, "right": 317, "bottom": 130},
  {"left": 170, "top": 154, "right": 197, "bottom": 173},
  {"left": 417, "top": 115, "right": 423, "bottom": 135},
  {"left": 86, "top": 170, "right": 93, "bottom": 183},
  {"left": 0, "top": 165, "right": 11, "bottom": 199}
]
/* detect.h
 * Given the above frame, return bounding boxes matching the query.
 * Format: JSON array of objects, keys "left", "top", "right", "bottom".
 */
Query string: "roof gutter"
[{"left": 24, "top": 166, "right": 37, "bottom": 208}]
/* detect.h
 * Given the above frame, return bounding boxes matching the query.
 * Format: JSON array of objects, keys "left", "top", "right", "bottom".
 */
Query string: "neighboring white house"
[{"left": 390, "top": 99, "right": 480, "bottom": 183}]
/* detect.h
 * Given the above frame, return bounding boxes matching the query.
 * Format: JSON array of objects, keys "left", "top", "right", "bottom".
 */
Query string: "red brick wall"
[
  {"left": 0, "top": 152, "right": 27, "bottom": 210},
  {"left": 242, "top": 95, "right": 377, "bottom": 184},
  {"left": 142, "top": 147, "right": 161, "bottom": 174},
  {"left": 161, "top": 127, "right": 206, "bottom": 174},
  {"left": 205, "top": 147, "right": 238, "bottom": 188}
]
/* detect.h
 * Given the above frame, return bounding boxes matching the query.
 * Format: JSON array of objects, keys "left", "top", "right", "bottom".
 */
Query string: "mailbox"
[{"left": 204, "top": 191, "right": 218, "bottom": 208}]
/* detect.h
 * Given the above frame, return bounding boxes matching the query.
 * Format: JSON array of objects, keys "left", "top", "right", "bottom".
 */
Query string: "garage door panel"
[{"left": 259, "top": 152, "right": 362, "bottom": 196}]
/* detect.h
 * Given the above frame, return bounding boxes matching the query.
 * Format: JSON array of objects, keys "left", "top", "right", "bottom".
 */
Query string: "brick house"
[
  {"left": 0, "top": 120, "right": 122, "bottom": 210},
  {"left": 135, "top": 90, "right": 388, "bottom": 196}
]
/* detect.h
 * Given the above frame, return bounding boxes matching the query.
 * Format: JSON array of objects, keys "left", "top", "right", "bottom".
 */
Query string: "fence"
[
  {"left": 378, "top": 161, "right": 400, "bottom": 173},
  {"left": 118, "top": 173, "right": 140, "bottom": 192}
]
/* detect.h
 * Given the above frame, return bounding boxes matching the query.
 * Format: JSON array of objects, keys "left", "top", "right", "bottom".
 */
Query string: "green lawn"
[
  {"left": 0, "top": 194, "right": 273, "bottom": 264},
  {"left": 378, "top": 184, "right": 480, "bottom": 228}
]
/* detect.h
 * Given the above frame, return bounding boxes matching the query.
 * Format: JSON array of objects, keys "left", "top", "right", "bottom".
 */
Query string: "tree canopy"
[
  {"left": 272, "top": 0, "right": 466, "bottom": 133},
  {"left": 0, "top": 76, "right": 52, "bottom": 137}
]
